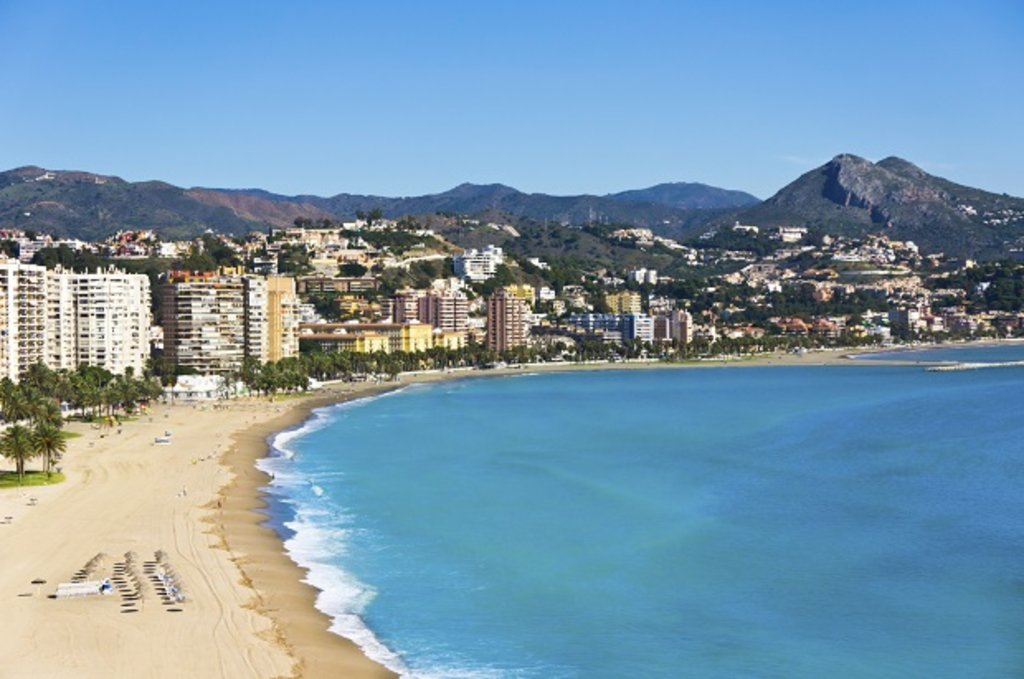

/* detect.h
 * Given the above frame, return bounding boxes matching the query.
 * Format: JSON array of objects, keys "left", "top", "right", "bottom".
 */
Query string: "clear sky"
[{"left": 1, "top": 1, "right": 1021, "bottom": 199}]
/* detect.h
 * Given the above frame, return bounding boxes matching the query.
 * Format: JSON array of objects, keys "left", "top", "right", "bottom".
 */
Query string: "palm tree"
[
  {"left": 0, "top": 380, "right": 33, "bottom": 424},
  {"left": 26, "top": 393, "right": 62, "bottom": 427},
  {"left": 1, "top": 424, "right": 38, "bottom": 485},
  {"left": 33, "top": 423, "right": 67, "bottom": 478}
]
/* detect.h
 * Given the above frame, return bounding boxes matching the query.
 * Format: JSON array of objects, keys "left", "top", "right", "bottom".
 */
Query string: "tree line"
[{"left": 0, "top": 363, "right": 164, "bottom": 485}]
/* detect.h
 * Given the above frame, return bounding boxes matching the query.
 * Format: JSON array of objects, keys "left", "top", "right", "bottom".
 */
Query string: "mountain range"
[
  {"left": 0, "top": 167, "right": 756, "bottom": 242},
  {"left": 726, "top": 154, "right": 1024, "bottom": 258},
  {"left": 1, "top": 156, "right": 1022, "bottom": 257}
]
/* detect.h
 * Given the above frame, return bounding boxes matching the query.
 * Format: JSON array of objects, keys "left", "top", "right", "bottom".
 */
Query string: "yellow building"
[
  {"left": 606, "top": 291, "right": 642, "bottom": 314},
  {"left": 355, "top": 333, "right": 390, "bottom": 353},
  {"left": 400, "top": 323, "right": 434, "bottom": 353},
  {"left": 434, "top": 330, "right": 467, "bottom": 350},
  {"left": 504, "top": 284, "right": 535, "bottom": 305},
  {"left": 266, "top": 275, "right": 299, "bottom": 361},
  {"left": 299, "top": 322, "right": 435, "bottom": 354}
]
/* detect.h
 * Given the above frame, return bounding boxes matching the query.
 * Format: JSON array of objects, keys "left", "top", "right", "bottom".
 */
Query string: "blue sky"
[{"left": 1, "top": 1, "right": 1021, "bottom": 199}]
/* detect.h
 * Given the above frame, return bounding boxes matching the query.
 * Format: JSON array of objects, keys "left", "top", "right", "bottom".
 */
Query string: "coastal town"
[
  {"left": 3, "top": 0, "right": 1023, "bottom": 676},
  {"left": 0, "top": 215, "right": 1019, "bottom": 397}
]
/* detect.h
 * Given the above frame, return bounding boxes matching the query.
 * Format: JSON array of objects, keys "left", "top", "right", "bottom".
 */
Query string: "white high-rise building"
[
  {"left": 0, "top": 261, "right": 150, "bottom": 381},
  {"left": 46, "top": 270, "right": 77, "bottom": 371},
  {"left": 70, "top": 269, "right": 151, "bottom": 376},
  {"left": 243, "top": 276, "right": 269, "bottom": 363},
  {"left": 0, "top": 261, "right": 48, "bottom": 382}
]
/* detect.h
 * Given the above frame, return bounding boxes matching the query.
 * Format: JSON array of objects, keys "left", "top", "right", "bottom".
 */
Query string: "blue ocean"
[{"left": 259, "top": 350, "right": 1024, "bottom": 678}]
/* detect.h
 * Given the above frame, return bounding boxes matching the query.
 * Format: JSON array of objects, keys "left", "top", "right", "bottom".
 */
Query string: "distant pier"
[{"left": 926, "top": 360, "right": 1024, "bottom": 372}]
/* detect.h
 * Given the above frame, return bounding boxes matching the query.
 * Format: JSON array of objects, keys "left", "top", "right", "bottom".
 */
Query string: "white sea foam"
[
  {"left": 256, "top": 388, "right": 418, "bottom": 676},
  {"left": 282, "top": 505, "right": 410, "bottom": 676}
]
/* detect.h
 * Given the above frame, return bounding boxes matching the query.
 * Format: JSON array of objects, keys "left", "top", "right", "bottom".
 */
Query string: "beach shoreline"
[
  {"left": 0, "top": 338, "right": 1013, "bottom": 678},
  {"left": 214, "top": 383, "right": 401, "bottom": 679}
]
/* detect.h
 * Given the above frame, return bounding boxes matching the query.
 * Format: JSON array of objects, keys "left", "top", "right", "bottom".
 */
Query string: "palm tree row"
[
  {"left": 0, "top": 362, "right": 162, "bottom": 484},
  {"left": 8, "top": 363, "right": 164, "bottom": 421},
  {"left": 224, "top": 329, "right": 888, "bottom": 399},
  {"left": 239, "top": 342, "right": 554, "bottom": 396}
]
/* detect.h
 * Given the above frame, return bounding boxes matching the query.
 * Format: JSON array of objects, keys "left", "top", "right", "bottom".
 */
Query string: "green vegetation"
[
  {"left": 686, "top": 229, "right": 781, "bottom": 258},
  {"left": 0, "top": 471, "right": 66, "bottom": 489},
  {"left": 276, "top": 243, "right": 313, "bottom": 275},
  {"left": 378, "top": 258, "right": 455, "bottom": 295},
  {"left": 936, "top": 261, "right": 1024, "bottom": 312},
  {"left": 339, "top": 262, "right": 368, "bottom": 277}
]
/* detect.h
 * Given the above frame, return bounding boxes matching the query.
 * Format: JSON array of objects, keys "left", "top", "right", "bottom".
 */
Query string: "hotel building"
[{"left": 299, "top": 321, "right": 434, "bottom": 354}]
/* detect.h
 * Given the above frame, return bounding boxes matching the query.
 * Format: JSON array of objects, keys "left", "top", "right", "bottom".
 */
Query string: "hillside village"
[{"left": 0, "top": 208, "right": 1021, "bottom": 395}]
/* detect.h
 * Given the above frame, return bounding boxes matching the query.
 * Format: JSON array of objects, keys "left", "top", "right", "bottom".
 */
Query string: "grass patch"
[
  {"left": 0, "top": 471, "right": 66, "bottom": 489},
  {"left": 60, "top": 431, "right": 82, "bottom": 440}
]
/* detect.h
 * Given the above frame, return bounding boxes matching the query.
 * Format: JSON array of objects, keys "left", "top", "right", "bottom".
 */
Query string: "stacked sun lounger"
[
  {"left": 55, "top": 581, "right": 103, "bottom": 598},
  {"left": 152, "top": 550, "right": 187, "bottom": 604}
]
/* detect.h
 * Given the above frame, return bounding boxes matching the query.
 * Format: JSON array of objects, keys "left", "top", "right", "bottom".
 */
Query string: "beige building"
[
  {"left": 669, "top": 309, "right": 693, "bottom": 344},
  {"left": 390, "top": 289, "right": 424, "bottom": 324},
  {"left": 486, "top": 289, "right": 528, "bottom": 352},
  {"left": 163, "top": 272, "right": 299, "bottom": 374}
]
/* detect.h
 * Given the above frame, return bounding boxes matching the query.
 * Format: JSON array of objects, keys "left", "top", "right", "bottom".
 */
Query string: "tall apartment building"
[
  {"left": 0, "top": 261, "right": 151, "bottom": 381},
  {"left": 243, "top": 276, "right": 269, "bottom": 363},
  {"left": 486, "top": 289, "right": 528, "bottom": 353},
  {"left": 70, "top": 269, "right": 151, "bottom": 376},
  {"left": 669, "top": 309, "right": 693, "bottom": 344},
  {"left": 45, "top": 269, "right": 76, "bottom": 371},
  {"left": 163, "top": 272, "right": 298, "bottom": 374},
  {"left": 418, "top": 290, "right": 468, "bottom": 332},
  {"left": 0, "top": 261, "right": 47, "bottom": 382},
  {"left": 390, "top": 290, "right": 424, "bottom": 324},
  {"left": 266, "top": 276, "right": 299, "bottom": 362},
  {"left": 162, "top": 272, "right": 247, "bottom": 375}
]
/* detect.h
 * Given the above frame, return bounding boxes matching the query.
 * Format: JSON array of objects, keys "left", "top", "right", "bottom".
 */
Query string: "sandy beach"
[
  {"left": 0, "top": 346, "right": 921, "bottom": 679},
  {"left": 0, "top": 386, "right": 398, "bottom": 679}
]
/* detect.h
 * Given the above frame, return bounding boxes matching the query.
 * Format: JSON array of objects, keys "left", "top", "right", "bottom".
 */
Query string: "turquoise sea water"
[{"left": 260, "top": 354, "right": 1024, "bottom": 678}]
